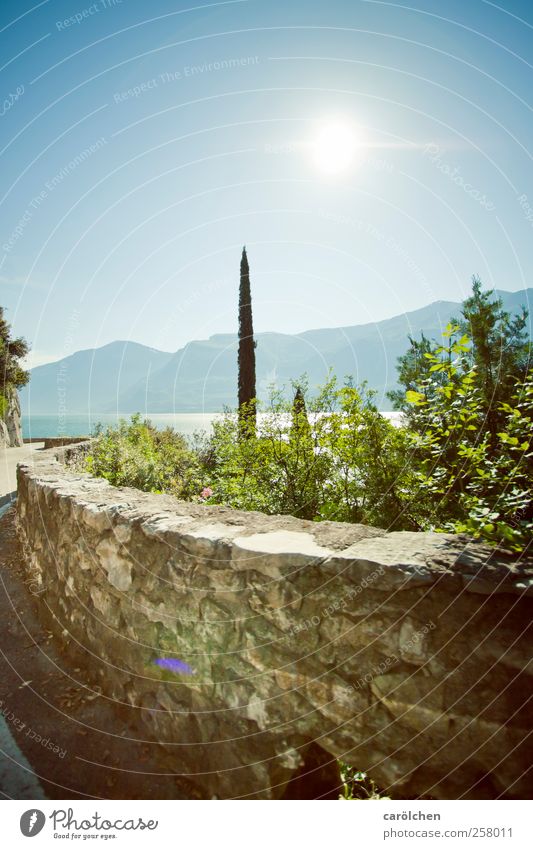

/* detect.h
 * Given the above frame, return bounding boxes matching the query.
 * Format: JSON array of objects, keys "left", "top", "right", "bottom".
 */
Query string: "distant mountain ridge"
[{"left": 21, "top": 289, "right": 532, "bottom": 414}]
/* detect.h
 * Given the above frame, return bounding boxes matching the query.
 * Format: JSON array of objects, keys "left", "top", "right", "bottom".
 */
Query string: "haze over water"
[{"left": 23, "top": 411, "right": 403, "bottom": 439}]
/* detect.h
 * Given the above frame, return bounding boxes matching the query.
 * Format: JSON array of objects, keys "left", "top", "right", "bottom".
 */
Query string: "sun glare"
[{"left": 311, "top": 120, "right": 361, "bottom": 176}]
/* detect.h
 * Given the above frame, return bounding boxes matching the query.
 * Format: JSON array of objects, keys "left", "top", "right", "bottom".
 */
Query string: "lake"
[
  {"left": 22, "top": 413, "right": 221, "bottom": 439},
  {"left": 22, "top": 411, "right": 403, "bottom": 439}
]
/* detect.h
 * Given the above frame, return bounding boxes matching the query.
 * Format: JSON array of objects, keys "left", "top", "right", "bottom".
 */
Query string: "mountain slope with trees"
[{"left": 20, "top": 289, "right": 532, "bottom": 414}]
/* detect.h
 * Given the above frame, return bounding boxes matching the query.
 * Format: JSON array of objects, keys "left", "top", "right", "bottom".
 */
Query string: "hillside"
[{"left": 20, "top": 289, "right": 532, "bottom": 414}]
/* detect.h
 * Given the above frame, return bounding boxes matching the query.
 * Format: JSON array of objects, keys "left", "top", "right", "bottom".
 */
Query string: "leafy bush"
[
  {"left": 83, "top": 283, "right": 531, "bottom": 553},
  {"left": 389, "top": 279, "right": 532, "bottom": 552},
  {"left": 203, "top": 377, "right": 418, "bottom": 530},
  {"left": 398, "top": 326, "right": 532, "bottom": 551},
  {"left": 338, "top": 763, "right": 389, "bottom": 800},
  {"left": 85, "top": 414, "right": 201, "bottom": 499}
]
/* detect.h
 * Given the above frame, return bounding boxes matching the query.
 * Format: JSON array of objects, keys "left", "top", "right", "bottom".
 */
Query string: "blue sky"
[{"left": 1, "top": 0, "right": 532, "bottom": 366}]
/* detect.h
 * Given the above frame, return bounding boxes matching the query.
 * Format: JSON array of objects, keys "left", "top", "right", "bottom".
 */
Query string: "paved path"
[
  {"left": 0, "top": 716, "right": 45, "bottom": 799},
  {"left": 0, "top": 443, "right": 44, "bottom": 510},
  {"left": 0, "top": 443, "right": 47, "bottom": 798}
]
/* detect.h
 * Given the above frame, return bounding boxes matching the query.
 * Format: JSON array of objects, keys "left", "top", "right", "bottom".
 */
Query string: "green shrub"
[
  {"left": 389, "top": 279, "right": 531, "bottom": 552},
  {"left": 338, "top": 763, "right": 389, "bottom": 800},
  {"left": 85, "top": 414, "right": 201, "bottom": 499},
  {"left": 202, "top": 377, "right": 417, "bottom": 530},
  {"left": 401, "top": 327, "right": 532, "bottom": 551},
  {"left": 83, "top": 282, "right": 531, "bottom": 554}
]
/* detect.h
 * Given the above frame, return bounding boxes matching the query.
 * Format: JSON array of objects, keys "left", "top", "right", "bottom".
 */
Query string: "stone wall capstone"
[{"left": 15, "top": 446, "right": 533, "bottom": 799}]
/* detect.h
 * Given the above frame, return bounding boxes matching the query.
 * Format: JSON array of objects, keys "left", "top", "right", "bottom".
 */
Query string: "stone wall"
[
  {"left": 43, "top": 436, "right": 89, "bottom": 450},
  {"left": 15, "top": 446, "right": 533, "bottom": 799},
  {"left": 23, "top": 437, "right": 89, "bottom": 448}
]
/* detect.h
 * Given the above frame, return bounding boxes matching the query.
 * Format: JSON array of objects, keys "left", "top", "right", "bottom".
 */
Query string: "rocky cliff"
[{"left": 0, "top": 385, "right": 23, "bottom": 448}]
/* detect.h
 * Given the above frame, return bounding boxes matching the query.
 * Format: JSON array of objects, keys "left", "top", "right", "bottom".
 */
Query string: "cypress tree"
[
  {"left": 238, "top": 246, "right": 256, "bottom": 435},
  {"left": 290, "top": 385, "right": 308, "bottom": 434}
]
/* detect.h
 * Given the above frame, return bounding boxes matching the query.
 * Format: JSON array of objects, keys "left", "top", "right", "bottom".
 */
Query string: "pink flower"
[{"left": 201, "top": 486, "right": 213, "bottom": 499}]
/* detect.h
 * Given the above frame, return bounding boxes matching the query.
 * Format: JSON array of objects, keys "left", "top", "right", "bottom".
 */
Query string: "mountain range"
[{"left": 21, "top": 288, "right": 532, "bottom": 414}]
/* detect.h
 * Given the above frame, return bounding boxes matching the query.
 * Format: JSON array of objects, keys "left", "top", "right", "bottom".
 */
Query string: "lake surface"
[
  {"left": 23, "top": 411, "right": 403, "bottom": 439},
  {"left": 22, "top": 413, "right": 221, "bottom": 439}
]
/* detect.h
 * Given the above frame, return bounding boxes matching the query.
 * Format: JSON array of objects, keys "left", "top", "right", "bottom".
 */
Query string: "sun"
[{"left": 311, "top": 120, "right": 362, "bottom": 176}]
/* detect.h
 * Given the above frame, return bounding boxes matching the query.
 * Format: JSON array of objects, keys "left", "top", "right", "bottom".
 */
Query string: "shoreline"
[{"left": 21, "top": 411, "right": 404, "bottom": 440}]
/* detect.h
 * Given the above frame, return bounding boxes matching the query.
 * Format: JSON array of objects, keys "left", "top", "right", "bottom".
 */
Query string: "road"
[
  {"left": 0, "top": 442, "right": 47, "bottom": 798},
  {"left": 0, "top": 443, "right": 44, "bottom": 512}
]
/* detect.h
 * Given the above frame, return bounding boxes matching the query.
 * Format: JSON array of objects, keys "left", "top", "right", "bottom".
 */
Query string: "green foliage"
[
  {"left": 203, "top": 376, "right": 418, "bottom": 529},
  {"left": 451, "top": 376, "right": 533, "bottom": 550},
  {"left": 458, "top": 276, "right": 530, "bottom": 445},
  {"left": 82, "top": 280, "right": 531, "bottom": 555},
  {"left": 395, "top": 307, "right": 532, "bottom": 551},
  {"left": 200, "top": 388, "right": 326, "bottom": 518},
  {"left": 338, "top": 763, "right": 389, "bottom": 800},
  {"left": 85, "top": 414, "right": 201, "bottom": 499},
  {"left": 390, "top": 278, "right": 530, "bottom": 441},
  {"left": 314, "top": 380, "right": 419, "bottom": 528},
  {"left": 0, "top": 306, "right": 29, "bottom": 418},
  {"left": 387, "top": 332, "right": 438, "bottom": 416}
]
